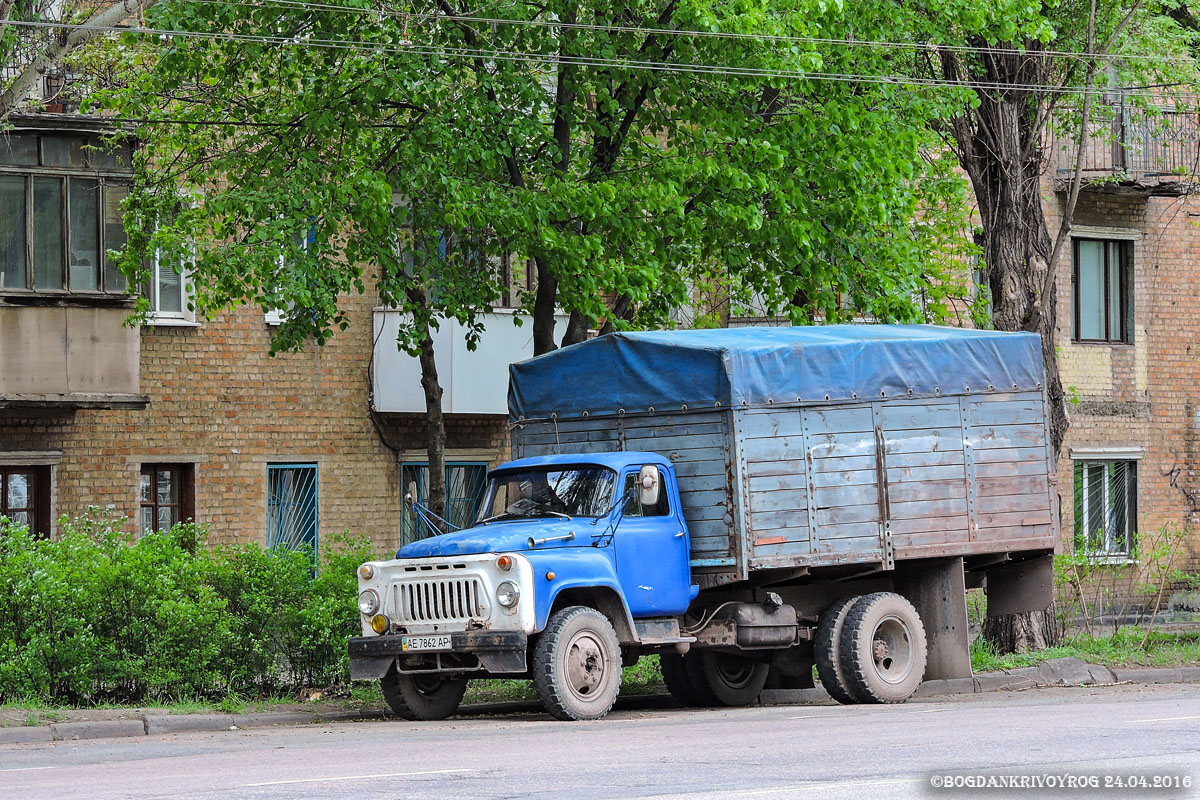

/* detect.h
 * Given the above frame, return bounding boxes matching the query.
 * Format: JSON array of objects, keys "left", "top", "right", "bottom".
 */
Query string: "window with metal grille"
[
  {"left": 1072, "top": 238, "right": 1131, "bottom": 343},
  {"left": 139, "top": 465, "right": 194, "bottom": 534},
  {"left": 0, "top": 466, "right": 50, "bottom": 536},
  {"left": 267, "top": 464, "right": 318, "bottom": 555},
  {"left": 400, "top": 462, "right": 488, "bottom": 546},
  {"left": 1073, "top": 460, "right": 1137, "bottom": 560}
]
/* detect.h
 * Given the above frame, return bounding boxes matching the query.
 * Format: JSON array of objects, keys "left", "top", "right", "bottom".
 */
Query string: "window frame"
[
  {"left": 144, "top": 246, "right": 198, "bottom": 326},
  {"left": 1073, "top": 458, "right": 1138, "bottom": 563},
  {"left": 1071, "top": 237, "right": 1131, "bottom": 344},
  {"left": 266, "top": 463, "right": 319, "bottom": 556},
  {"left": 139, "top": 464, "right": 195, "bottom": 535},
  {"left": 0, "top": 132, "right": 133, "bottom": 297},
  {"left": 0, "top": 465, "right": 52, "bottom": 537},
  {"left": 400, "top": 460, "right": 489, "bottom": 545}
]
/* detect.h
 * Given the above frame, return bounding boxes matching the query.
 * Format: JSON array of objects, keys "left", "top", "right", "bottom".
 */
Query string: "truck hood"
[{"left": 395, "top": 518, "right": 598, "bottom": 559}]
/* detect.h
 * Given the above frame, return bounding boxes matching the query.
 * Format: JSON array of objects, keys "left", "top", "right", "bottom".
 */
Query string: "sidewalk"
[{"left": 2, "top": 659, "right": 1197, "bottom": 745}]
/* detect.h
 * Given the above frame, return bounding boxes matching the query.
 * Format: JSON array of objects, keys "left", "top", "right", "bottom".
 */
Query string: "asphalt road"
[{"left": 2, "top": 684, "right": 1199, "bottom": 800}]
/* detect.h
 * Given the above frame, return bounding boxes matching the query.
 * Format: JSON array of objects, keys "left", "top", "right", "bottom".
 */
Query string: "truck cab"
[{"left": 348, "top": 451, "right": 699, "bottom": 721}]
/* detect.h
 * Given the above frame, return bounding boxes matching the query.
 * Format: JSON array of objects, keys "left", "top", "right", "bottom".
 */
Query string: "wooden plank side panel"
[
  {"left": 740, "top": 409, "right": 804, "bottom": 440},
  {"left": 967, "top": 399, "right": 1044, "bottom": 426},
  {"left": 880, "top": 403, "right": 961, "bottom": 432},
  {"left": 803, "top": 406, "right": 875, "bottom": 435},
  {"left": 971, "top": 423, "right": 1047, "bottom": 450},
  {"left": 976, "top": 493, "right": 1051, "bottom": 514}
]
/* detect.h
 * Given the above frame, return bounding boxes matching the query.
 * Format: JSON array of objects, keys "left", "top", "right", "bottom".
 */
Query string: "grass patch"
[{"left": 971, "top": 628, "right": 1200, "bottom": 672}]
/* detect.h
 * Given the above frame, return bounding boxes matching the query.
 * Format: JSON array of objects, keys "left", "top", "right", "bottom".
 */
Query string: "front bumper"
[{"left": 348, "top": 630, "right": 529, "bottom": 679}]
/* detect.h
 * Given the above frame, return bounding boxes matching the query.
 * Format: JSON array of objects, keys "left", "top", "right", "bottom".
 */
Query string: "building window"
[
  {"left": 0, "top": 465, "right": 51, "bottom": 537},
  {"left": 265, "top": 225, "right": 316, "bottom": 325},
  {"left": 144, "top": 244, "right": 196, "bottom": 324},
  {"left": 139, "top": 464, "right": 195, "bottom": 534},
  {"left": 1072, "top": 238, "right": 1130, "bottom": 343},
  {"left": 0, "top": 133, "right": 132, "bottom": 295},
  {"left": 267, "top": 464, "right": 318, "bottom": 554},
  {"left": 400, "top": 462, "right": 488, "bottom": 545},
  {"left": 1073, "top": 460, "right": 1137, "bottom": 561}
]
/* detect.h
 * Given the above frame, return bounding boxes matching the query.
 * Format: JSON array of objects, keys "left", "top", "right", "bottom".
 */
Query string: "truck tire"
[
  {"left": 532, "top": 606, "right": 623, "bottom": 721},
  {"left": 838, "top": 592, "right": 927, "bottom": 704},
  {"left": 660, "top": 654, "right": 703, "bottom": 707},
  {"left": 814, "top": 596, "right": 861, "bottom": 705},
  {"left": 379, "top": 668, "right": 468, "bottom": 721},
  {"left": 699, "top": 651, "right": 769, "bottom": 707}
]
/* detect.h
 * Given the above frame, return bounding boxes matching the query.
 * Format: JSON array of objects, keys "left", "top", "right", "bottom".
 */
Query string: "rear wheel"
[
  {"left": 532, "top": 606, "right": 623, "bottom": 720},
  {"left": 838, "top": 592, "right": 927, "bottom": 704},
  {"left": 380, "top": 668, "right": 468, "bottom": 721},
  {"left": 815, "top": 596, "right": 861, "bottom": 705},
  {"left": 660, "top": 653, "right": 703, "bottom": 706},
  {"left": 699, "top": 651, "right": 769, "bottom": 707}
]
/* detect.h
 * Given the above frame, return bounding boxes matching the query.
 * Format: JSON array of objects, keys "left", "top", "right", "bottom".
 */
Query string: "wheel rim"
[
  {"left": 870, "top": 614, "right": 915, "bottom": 685},
  {"left": 412, "top": 674, "right": 445, "bottom": 696},
  {"left": 563, "top": 629, "right": 610, "bottom": 702},
  {"left": 711, "top": 654, "right": 758, "bottom": 690}
]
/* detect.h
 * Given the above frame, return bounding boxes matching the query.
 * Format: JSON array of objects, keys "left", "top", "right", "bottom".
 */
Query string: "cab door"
[{"left": 612, "top": 466, "right": 695, "bottom": 616}]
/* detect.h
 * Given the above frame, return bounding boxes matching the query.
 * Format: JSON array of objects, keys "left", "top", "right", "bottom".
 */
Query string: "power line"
[
  {"left": 4, "top": 17, "right": 1199, "bottom": 101},
  {"left": 181, "top": 0, "right": 1200, "bottom": 67}
]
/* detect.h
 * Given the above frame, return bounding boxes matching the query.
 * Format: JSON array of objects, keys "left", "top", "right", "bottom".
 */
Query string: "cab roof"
[{"left": 493, "top": 451, "right": 669, "bottom": 474}]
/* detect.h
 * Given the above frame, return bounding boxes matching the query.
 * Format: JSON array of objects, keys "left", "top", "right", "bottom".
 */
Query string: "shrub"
[{"left": 0, "top": 511, "right": 377, "bottom": 705}]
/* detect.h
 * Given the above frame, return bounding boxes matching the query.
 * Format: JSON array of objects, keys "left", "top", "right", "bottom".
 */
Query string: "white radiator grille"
[{"left": 394, "top": 578, "right": 486, "bottom": 623}]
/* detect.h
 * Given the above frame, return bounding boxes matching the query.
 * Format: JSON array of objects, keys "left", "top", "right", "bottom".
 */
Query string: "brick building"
[
  {"left": 2, "top": 106, "right": 1199, "bottom": 581},
  {"left": 0, "top": 114, "right": 528, "bottom": 557},
  {"left": 1048, "top": 108, "right": 1200, "bottom": 573}
]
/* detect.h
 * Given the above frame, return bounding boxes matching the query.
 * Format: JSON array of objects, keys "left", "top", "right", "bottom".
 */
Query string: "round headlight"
[
  {"left": 370, "top": 614, "right": 391, "bottom": 634},
  {"left": 496, "top": 580, "right": 520, "bottom": 608},
  {"left": 358, "top": 563, "right": 375, "bottom": 580},
  {"left": 358, "top": 589, "right": 380, "bottom": 615}
]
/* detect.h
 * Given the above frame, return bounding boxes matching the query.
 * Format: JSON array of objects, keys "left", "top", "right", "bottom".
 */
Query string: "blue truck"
[{"left": 348, "top": 325, "right": 1058, "bottom": 720}]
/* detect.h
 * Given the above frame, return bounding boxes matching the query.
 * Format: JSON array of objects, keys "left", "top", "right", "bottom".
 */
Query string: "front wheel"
[
  {"left": 380, "top": 668, "right": 468, "bottom": 721},
  {"left": 699, "top": 651, "right": 769, "bottom": 707},
  {"left": 532, "top": 606, "right": 623, "bottom": 721}
]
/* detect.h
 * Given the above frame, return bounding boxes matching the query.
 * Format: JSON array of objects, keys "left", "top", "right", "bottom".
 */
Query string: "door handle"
[{"left": 675, "top": 531, "right": 685, "bottom": 538}]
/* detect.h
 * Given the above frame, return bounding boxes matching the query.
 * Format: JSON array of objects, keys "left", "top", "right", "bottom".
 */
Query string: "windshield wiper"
[
  {"left": 532, "top": 505, "right": 572, "bottom": 520},
  {"left": 478, "top": 512, "right": 522, "bottom": 524}
]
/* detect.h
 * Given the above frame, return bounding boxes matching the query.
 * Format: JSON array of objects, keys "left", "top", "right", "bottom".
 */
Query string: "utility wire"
[
  {"left": 4, "top": 18, "right": 1199, "bottom": 101},
  {"left": 175, "top": 0, "right": 1200, "bottom": 67}
]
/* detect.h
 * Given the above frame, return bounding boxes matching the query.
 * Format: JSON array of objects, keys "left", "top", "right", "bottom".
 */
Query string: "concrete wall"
[{"left": 0, "top": 304, "right": 139, "bottom": 397}]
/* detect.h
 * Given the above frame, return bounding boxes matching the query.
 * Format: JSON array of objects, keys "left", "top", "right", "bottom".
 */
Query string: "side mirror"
[{"left": 638, "top": 465, "right": 661, "bottom": 509}]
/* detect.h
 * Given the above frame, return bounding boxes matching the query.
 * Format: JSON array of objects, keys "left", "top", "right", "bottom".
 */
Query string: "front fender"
[{"left": 521, "top": 547, "right": 637, "bottom": 641}]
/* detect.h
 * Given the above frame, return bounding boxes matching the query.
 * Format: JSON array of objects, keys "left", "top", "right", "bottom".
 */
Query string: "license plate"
[{"left": 401, "top": 634, "right": 452, "bottom": 652}]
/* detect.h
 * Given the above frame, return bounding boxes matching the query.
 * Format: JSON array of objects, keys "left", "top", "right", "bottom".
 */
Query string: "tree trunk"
[
  {"left": 947, "top": 45, "right": 1069, "bottom": 653},
  {"left": 415, "top": 323, "right": 447, "bottom": 524}
]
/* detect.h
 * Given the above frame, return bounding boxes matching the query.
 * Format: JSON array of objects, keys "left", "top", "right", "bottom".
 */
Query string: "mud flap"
[
  {"left": 986, "top": 554, "right": 1055, "bottom": 617},
  {"left": 350, "top": 656, "right": 395, "bottom": 681}
]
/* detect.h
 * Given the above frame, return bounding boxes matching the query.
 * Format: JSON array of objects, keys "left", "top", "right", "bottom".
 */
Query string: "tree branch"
[{"left": 1, "top": 0, "right": 158, "bottom": 119}]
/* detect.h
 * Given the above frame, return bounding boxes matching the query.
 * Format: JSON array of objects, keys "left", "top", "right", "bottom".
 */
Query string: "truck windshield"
[{"left": 476, "top": 467, "right": 617, "bottom": 523}]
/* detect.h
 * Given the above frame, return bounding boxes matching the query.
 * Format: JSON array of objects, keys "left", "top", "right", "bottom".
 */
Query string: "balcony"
[
  {"left": 1054, "top": 105, "right": 1200, "bottom": 195},
  {"left": 372, "top": 309, "right": 570, "bottom": 415},
  {"left": 0, "top": 303, "right": 147, "bottom": 409}
]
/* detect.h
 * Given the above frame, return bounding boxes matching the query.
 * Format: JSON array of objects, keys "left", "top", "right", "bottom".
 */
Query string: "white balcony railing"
[{"left": 372, "top": 309, "right": 570, "bottom": 415}]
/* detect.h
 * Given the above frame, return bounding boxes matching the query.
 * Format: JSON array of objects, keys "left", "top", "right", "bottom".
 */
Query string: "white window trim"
[
  {"left": 1069, "top": 446, "right": 1145, "bottom": 461},
  {"left": 265, "top": 224, "right": 314, "bottom": 325},
  {"left": 145, "top": 239, "right": 198, "bottom": 326},
  {"left": 1069, "top": 226, "right": 1141, "bottom": 241},
  {"left": 1073, "top": 457, "right": 1138, "bottom": 564}
]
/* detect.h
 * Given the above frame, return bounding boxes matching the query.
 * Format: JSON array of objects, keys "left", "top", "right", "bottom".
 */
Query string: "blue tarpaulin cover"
[{"left": 508, "top": 324, "right": 1044, "bottom": 420}]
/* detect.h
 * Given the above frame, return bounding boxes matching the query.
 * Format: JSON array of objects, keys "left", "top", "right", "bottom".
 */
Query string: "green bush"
[{"left": 0, "top": 510, "right": 377, "bottom": 705}]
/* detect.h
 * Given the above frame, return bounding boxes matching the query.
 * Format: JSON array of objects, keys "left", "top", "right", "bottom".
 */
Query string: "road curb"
[
  {"left": 49, "top": 720, "right": 146, "bottom": 741},
  {"left": 2, "top": 662, "right": 1197, "bottom": 743}
]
